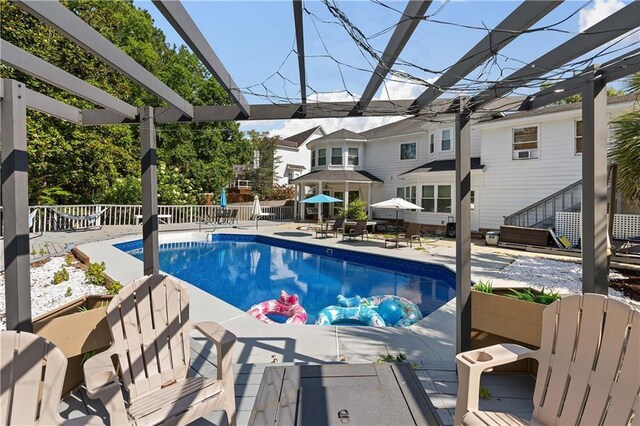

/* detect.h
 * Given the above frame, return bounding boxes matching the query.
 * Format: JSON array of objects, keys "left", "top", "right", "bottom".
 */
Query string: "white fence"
[
  {"left": 555, "top": 212, "right": 640, "bottom": 246},
  {"left": 0, "top": 204, "right": 294, "bottom": 234}
]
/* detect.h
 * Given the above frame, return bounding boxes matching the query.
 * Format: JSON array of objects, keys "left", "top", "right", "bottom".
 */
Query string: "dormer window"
[
  {"left": 318, "top": 148, "right": 327, "bottom": 166},
  {"left": 348, "top": 148, "right": 359, "bottom": 165},
  {"left": 331, "top": 148, "right": 342, "bottom": 165}
]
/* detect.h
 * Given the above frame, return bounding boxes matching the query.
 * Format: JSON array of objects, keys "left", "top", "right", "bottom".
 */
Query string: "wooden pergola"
[{"left": 2, "top": 0, "right": 639, "bottom": 354}]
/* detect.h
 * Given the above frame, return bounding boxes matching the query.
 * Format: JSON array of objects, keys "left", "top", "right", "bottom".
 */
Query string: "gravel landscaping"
[
  {"left": 500, "top": 257, "right": 634, "bottom": 302},
  {"left": 0, "top": 255, "right": 107, "bottom": 330}
]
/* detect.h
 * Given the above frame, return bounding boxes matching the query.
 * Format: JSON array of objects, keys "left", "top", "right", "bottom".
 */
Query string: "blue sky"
[{"left": 134, "top": 0, "right": 636, "bottom": 136}]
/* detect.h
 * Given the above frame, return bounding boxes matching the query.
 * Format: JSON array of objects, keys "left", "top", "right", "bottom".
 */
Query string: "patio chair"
[
  {"left": 1, "top": 330, "right": 102, "bottom": 425},
  {"left": 229, "top": 208, "right": 238, "bottom": 224},
  {"left": 454, "top": 294, "right": 639, "bottom": 426},
  {"left": 316, "top": 217, "right": 346, "bottom": 238},
  {"left": 385, "top": 222, "right": 422, "bottom": 248},
  {"left": 342, "top": 220, "right": 369, "bottom": 241},
  {"left": 83, "top": 274, "right": 237, "bottom": 425}
]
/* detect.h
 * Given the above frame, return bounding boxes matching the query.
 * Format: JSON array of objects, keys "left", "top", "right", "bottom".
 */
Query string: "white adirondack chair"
[
  {"left": 1, "top": 330, "right": 102, "bottom": 425},
  {"left": 83, "top": 275, "right": 237, "bottom": 425},
  {"left": 455, "top": 294, "right": 639, "bottom": 425}
]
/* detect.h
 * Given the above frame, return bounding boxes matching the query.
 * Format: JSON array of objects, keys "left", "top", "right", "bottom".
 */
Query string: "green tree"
[
  {"left": 609, "top": 73, "right": 640, "bottom": 206},
  {"left": 0, "top": 0, "right": 252, "bottom": 205},
  {"left": 245, "top": 131, "right": 280, "bottom": 196}
]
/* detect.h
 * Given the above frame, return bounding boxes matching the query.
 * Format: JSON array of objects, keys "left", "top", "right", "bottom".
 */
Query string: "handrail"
[
  {"left": 0, "top": 204, "right": 293, "bottom": 234},
  {"left": 504, "top": 180, "right": 582, "bottom": 228}
]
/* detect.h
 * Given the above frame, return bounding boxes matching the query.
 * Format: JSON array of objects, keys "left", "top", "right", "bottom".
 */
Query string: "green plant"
[
  {"left": 53, "top": 267, "right": 69, "bottom": 284},
  {"left": 38, "top": 248, "right": 47, "bottom": 256},
  {"left": 107, "top": 281, "right": 123, "bottom": 295},
  {"left": 343, "top": 199, "right": 368, "bottom": 221},
  {"left": 65, "top": 287, "right": 73, "bottom": 297},
  {"left": 65, "top": 253, "right": 75, "bottom": 266},
  {"left": 474, "top": 280, "right": 493, "bottom": 293},
  {"left": 31, "top": 247, "right": 37, "bottom": 256},
  {"left": 374, "top": 352, "right": 407, "bottom": 364},
  {"left": 77, "top": 306, "right": 88, "bottom": 312},
  {"left": 81, "top": 350, "right": 97, "bottom": 364},
  {"left": 86, "top": 261, "right": 106, "bottom": 286},
  {"left": 508, "top": 287, "right": 560, "bottom": 305},
  {"left": 479, "top": 386, "right": 491, "bottom": 399}
]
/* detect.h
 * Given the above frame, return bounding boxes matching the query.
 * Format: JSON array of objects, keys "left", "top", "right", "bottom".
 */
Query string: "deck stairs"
[{"left": 504, "top": 180, "right": 582, "bottom": 228}]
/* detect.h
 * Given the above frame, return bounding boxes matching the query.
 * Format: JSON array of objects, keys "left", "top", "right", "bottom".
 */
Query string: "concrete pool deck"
[{"left": 75, "top": 222, "right": 523, "bottom": 366}]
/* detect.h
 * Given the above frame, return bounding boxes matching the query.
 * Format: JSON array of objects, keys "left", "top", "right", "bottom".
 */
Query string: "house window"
[
  {"left": 288, "top": 172, "right": 294, "bottom": 183},
  {"left": 441, "top": 129, "right": 452, "bottom": 151},
  {"left": 429, "top": 133, "right": 435, "bottom": 154},
  {"left": 331, "top": 147, "right": 342, "bottom": 165},
  {"left": 575, "top": 120, "right": 583, "bottom": 154},
  {"left": 400, "top": 142, "right": 416, "bottom": 160},
  {"left": 397, "top": 187, "right": 404, "bottom": 199},
  {"left": 437, "top": 185, "right": 452, "bottom": 213},
  {"left": 311, "top": 150, "right": 315, "bottom": 167},
  {"left": 513, "top": 126, "right": 539, "bottom": 160},
  {"left": 405, "top": 186, "right": 417, "bottom": 206},
  {"left": 318, "top": 148, "right": 327, "bottom": 166},
  {"left": 348, "top": 148, "right": 359, "bottom": 165},
  {"left": 421, "top": 185, "right": 435, "bottom": 212},
  {"left": 470, "top": 190, "right": 475, "bottom": 210}
]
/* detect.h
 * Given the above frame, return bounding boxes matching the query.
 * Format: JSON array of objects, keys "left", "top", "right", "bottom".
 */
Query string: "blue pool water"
[{"left": 115, "top": 235, "right": 456, "bottom": 324}]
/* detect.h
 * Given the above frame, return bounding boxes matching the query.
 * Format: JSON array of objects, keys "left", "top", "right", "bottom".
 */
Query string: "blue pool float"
[
  {"left": 336, "top": 294, "right": 423, "bottom": 327},
  {"left": 314, "top": 304, "right": 386, "bottom": 327}
]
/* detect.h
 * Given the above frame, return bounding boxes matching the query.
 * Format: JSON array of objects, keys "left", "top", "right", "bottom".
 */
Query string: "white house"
[
  {"left": 274, "top": 126, "right": 325, "bottom": 186},
  {"left": 291, "top": 95, "right": 637, "bottom": 230}
]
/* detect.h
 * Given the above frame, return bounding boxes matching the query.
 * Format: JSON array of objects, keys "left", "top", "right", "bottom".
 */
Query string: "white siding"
[
  {"left": 274, "top": 146, "right": 309, "bottom": 186},
  {"left": 478, "top": 116, "right": 584, "bottom": 229}
]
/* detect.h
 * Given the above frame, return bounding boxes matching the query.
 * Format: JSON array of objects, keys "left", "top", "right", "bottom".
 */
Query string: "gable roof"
[
  {"left": 360, "top": 117, "right": 432, "bottom": 139},
  {"left": 277, "top": 126, "right": 324, "bottom": 148},
  {"left": 400, "top": 158, "right": 484, "bottom": 176},
  {"left": 311, "top": 128, "right": 367, "bottom": 143},
  {"left": 485, "top": 94, "right": 637, "bottom": 123}
]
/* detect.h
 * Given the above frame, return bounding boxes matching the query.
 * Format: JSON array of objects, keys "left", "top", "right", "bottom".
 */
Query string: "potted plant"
[{"left": 471, "top": 281, "right": 560, "bottom": 373}]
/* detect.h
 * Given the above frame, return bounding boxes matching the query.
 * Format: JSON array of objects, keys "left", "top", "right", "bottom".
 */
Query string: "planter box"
[
  {"left": 33, "top": 295, "right": 113, "bottom": 396},
  {"left": 471, "top": 289, "right": 547, "bottom": 374}
]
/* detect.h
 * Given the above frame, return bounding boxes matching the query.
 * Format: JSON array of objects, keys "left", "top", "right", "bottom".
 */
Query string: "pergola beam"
[
  {"left": 355, "top": 0, "right": 432, "bottom": 113},
  {"left": 1, "top": 40, "right": 137, "bottom": 119},
  {"left": 25, "top": 87, "right": 82, "bottom": 124},
  {"left": 293, "top": 0, "right": 307, "bottom": 110},
  {"left": 151, "top": 0, "right": 250, "bottom": 117},
  {"left": 521, "top": 49, "right": 640, "bottom": 110},
  {"left": 14, "top": 0, "right": 194, "bottom": 118},
  {"left": 469, "top": 0, "right": 640, "bottom": 110},
  {"left": 410, "top": 0, "right": 561, "bottom": 114}
]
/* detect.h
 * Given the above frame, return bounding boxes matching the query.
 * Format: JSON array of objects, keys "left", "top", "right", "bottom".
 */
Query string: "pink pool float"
[{"left": 247, "top": 290, "right": 308, "bottom": 324}]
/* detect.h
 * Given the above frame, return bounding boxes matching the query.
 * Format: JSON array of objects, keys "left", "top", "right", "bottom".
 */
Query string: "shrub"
[
  {"left": 86, "top": 262, "right": 106, "bottom": 286},
  {"left": 65, "top": 253, "right": 74, "bottom": 266},
  {"left": 65, "top": 287, "right": 73, "bottom": 297},
  {"left": 107, "top": 281, "right": 123, "bottom": 295},
  {"left": 374, "top": 352, "right": 407, "bottom": 364},
  {"left": 53, "top": 267, "right": 69, "bottom": 284},
  {"left": 342, "top": 199, "right": 368, "bottom": 221}
]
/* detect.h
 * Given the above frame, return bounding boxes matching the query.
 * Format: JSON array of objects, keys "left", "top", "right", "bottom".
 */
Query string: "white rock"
[{"left": 0, "top": 256, "right": 107, "bottom": 330}]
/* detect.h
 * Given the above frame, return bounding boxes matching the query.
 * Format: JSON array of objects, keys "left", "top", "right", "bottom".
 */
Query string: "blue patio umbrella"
[
  {"left": 301, "top": 194, "right": 342, "bottom": 223},
  {"left": 219, "top": 188, "right": 227, "bottom": 208}
]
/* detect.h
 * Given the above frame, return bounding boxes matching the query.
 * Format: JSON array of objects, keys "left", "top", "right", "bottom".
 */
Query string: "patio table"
[{"left": 248, "top": 363, "right": 438, "bottom": 426}]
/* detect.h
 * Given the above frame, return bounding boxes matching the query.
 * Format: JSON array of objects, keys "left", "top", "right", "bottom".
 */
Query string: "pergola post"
[
  {"left": 1, "top": 79, "right": 32, "bottom": 331},
  {"left": 367, "top": 182, "right": 372, "bottom": 219},
  {"left": 140, "top": 106, "right": 159, "bottom": 275},
  {"left": 344, "top": 181, "right": 350, "bottom": 214},
  {"left": 581, "top": 78, "right": 609, "bottom": 294},
  {"left": 455, "top": 98, "right": 472, "bottom": 353}
]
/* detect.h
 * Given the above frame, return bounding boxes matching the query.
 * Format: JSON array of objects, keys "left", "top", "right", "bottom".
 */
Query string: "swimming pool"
[{"left": 115, "top": 234, "right": 456, "bottom": 324}]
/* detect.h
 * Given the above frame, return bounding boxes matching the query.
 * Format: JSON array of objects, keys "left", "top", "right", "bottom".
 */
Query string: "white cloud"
[
  {"left": 579, "top": 0, "right": 625, "bottom": 32},
  {"left": 244, "top": 76, "right": 430, "bottom": 139}
]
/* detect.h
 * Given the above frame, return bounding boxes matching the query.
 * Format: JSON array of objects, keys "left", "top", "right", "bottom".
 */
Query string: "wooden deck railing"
[{"left": 0, "top": 204, "right": 294, "bottom": 234}]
